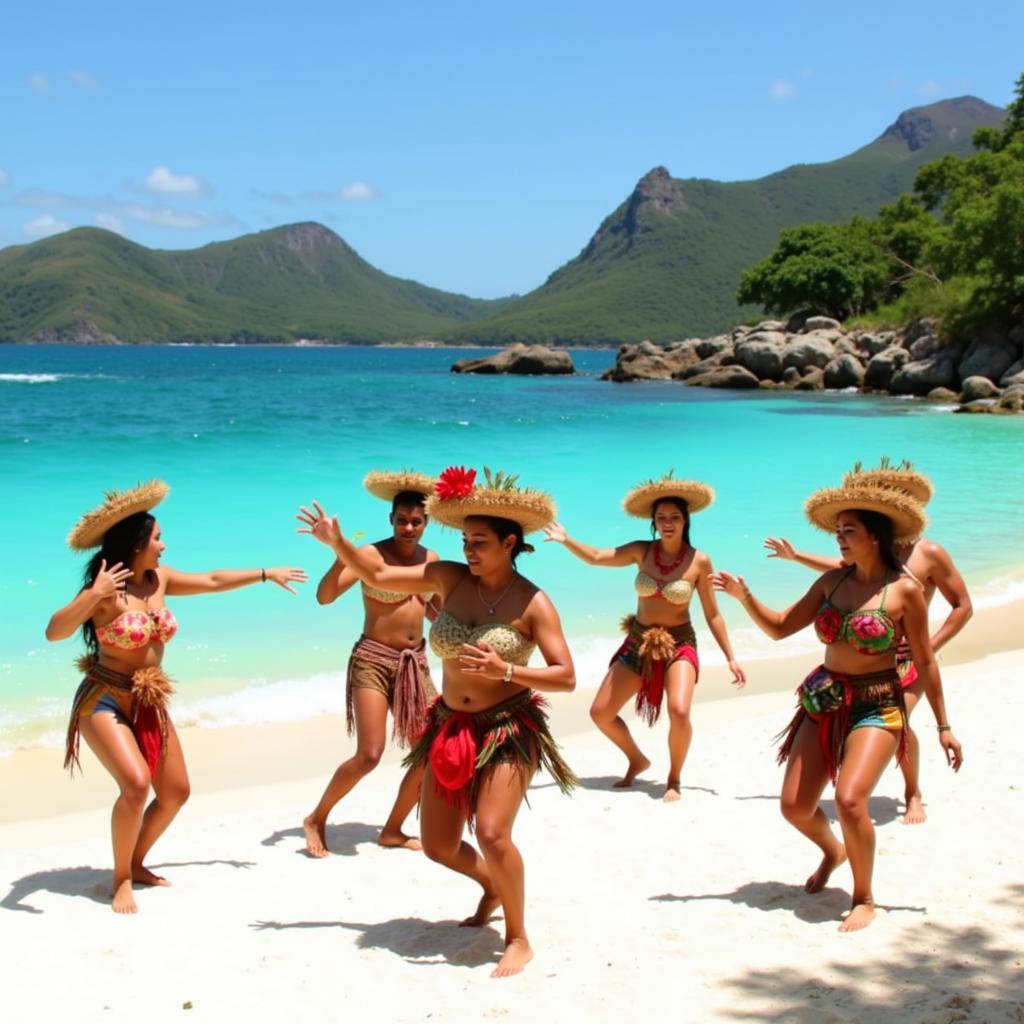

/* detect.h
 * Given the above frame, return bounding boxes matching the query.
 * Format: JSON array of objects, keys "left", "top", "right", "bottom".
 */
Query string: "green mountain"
[
  {"left": 0, "top": 222, "right": 510, "bottom": 343},
  {"left": 444, "top": 96, "right": 1007, "bottom": 344}
]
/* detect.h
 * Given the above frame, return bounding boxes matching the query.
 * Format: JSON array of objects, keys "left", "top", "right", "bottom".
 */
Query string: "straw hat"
[
  {"left": 622, "top": 472, "right": 715, "bottom": 519},
  {"left": 425, "top": 466, "right": 556, "bottom": 534},
  {"left": 842, "top": 459, "right": 934, "bottom": 505},
  {"left": 67, "top": 480, "right": 170, "bottom": 550},
  {"left": 363, "top": 470, "right": 436, "bottom": 504},
  {"left": 804, "top": 482, "right": 927, "bottom": 544}
]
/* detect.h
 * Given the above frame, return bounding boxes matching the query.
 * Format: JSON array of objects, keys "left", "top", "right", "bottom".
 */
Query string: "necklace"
[
  {"left": 477, "top": 576, "right": 516, "bottom": 616},
  {"left": 653, "top": 542, "right": 687, "bottom": 576}
]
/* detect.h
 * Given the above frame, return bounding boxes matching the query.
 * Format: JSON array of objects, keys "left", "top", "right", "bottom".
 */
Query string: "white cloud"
[
  {"left": 144, "top": 165, "right": 208, "bottom": 195},
  {"left": 0, "top": 169, "right": 9, "bottom": 187},
  {"left": 770, "top": 80, "right": 798, "bottom": 101},
  {"left": 29, "top": 72, "right": 50, "bottom": 95},
  {"left": 339, "top": 180, "right": 378, "bottom": 201},
  {"left": 24, "top": 215, "right": 70, "bottom": 237},
  {"left": 96, "top": 212, "right": 125, "bottom": 234},
  {"left": 917, "top": 80, "right": 943, "bottom": 98},
  {"left": 68, "top": 69, "right": 100, "bottom": 91}
]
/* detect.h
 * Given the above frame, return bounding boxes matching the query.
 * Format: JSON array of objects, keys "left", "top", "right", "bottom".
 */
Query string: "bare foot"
[
  {"left": 378, "top": 830, "right": 422, "bottom": 851},
  {"left": 805, "top": 845, "right": 847, "bottom": 893},
  {"left": 460, "top": 891, "right": 501, "bottom": 927},
  {"left": 839, "top": 900, "right": 876, "bottom": 932},
  {"left": 613, "top": 756, "right": 651, "bottom": 788},
  {"left": 112, "top": 878, "right": 138, "bottom": 914},
  {"left": 303, "top": 815, "right": 329, "bottom": 858},
  {"left": 131, "top": 865, "right": 170, "bottom": 887},
  {"left": 901, "top": 793, "right": 927, "bottom": 825},
  {"left": 662, "top": 779, "right": 682, "bottom": 803},
  {"left": 492, "top": 937, "right": 533, "bottom": 978}
]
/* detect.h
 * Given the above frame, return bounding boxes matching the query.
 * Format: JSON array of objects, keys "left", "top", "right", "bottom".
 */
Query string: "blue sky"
[{"left": 2, "top": 1, "right": 1021, "bottom": 298}]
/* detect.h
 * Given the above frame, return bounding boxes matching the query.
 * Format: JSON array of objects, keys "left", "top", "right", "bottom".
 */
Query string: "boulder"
[
  {"left": 890, "top": 353, "right": 959, "bottom": 396},
  {"left": 959, "top": 376, "right": 1000, "bottom": 402},
  {"left": 998, "top": 358, "right": 1024, "bottom": 388},
  {"left": 958, "top": 337, "right": 1020, "bottom": 382},
  {"left": 695, "top": 336, "right": 733, "bottom": 359},
  {"left": 783, "top": 334, "right": 835, "bottom": 371},
  {"left": 864, "top": 346, "right": 911, "bottom": 390},
  {"left": 602, "top": 341, "right": 674, "bottom": 381},
  {"left": 854, "top": 333, "right": 893, "bottom": 358},
  {"left": 752, "top": 320, "right": 787, "bottom": 333},
  {"left": 685, "top": 365, "right": 760, "bottom": 389},
  {"left": 804, "top": 316, "right": 842, "bottom": 332},
  {"left": 735, "top": 336, "right": 786, "bottom": 380},
  {"left": 452, "top": 343, "right": 574, "bottom": 376},
  {"left": 954, "top": 399, "right": 1006, "bottom": 415},
  {"left": 926, "top": 387, "right": 960, "bottom": 403},
  {"left": 904, "top": 319, "right": 940, "bottom": 359},
  {"left": 824, "top": 354, "right": 865, "bottom": 389},
  {"left": 998, "top": 392, "right": 1024, "bottom": 413},
  {"left": 676, "top": 351, "right": 730, "bottom": 380},
  {"left": 834, "top": 336, "right": 861, "bottom": 358},
  {"left": 795, "top": 367, "right": 824, "bottom": 390},
  {"left": 782, "top": 366, "right": 802, "bottom": 384},
  {"left": 785, "top": 312, "right": 809, "bottom": 333}
]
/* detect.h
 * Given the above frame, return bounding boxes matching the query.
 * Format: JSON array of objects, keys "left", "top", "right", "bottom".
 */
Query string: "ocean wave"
[{"left": 0, "top": 373, "right": 116, "bottom": 384}]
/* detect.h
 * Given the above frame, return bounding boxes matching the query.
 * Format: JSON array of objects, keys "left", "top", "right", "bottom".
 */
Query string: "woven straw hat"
[
  {"left": 804, "top": 482, "right": 927, "bottom": 544},
  {"left": 363, "top": 470, "right": 436, "bottom": 504},
  {"left": 841, "top": 459, "right": 934, "bottom": 506},
  {"left": 67, "top": 480, "right": 170, "bottom": 550},
  {"left": 622, "top": 473, "right": 715, "bottom": 519},
  {"left": 425, "top": 466, "right": 556, "bottom": 534}
]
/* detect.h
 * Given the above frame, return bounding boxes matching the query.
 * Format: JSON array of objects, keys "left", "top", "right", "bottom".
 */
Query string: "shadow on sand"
[{"left": 261, "top": 821, "right": 382, "bottom": 856}]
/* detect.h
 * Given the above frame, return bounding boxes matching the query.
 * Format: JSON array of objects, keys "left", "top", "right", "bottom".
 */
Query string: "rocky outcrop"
[
  {"left": 601, "top": 316, "right": 1022, "bottom": 412},
  {"left": 451, "top": 343, "right": 574, "bottom": 375},
  {"left": 29, "top": 319, "right": 122, "bottom": 344}
]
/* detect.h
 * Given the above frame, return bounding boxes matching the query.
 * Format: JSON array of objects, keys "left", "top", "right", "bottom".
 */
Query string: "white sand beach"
[{"left": 2, "top": 609, "right": 1022, "bottom": 1023}]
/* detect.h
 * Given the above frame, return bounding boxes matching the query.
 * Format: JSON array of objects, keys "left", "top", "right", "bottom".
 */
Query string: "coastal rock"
[
  {"left": 824, "top": 354, "right": 865, "bottom": 389},
  {"left": 954, "top": 399, "right": 1008, "bottom": 415},
  {"left": 451, "top": 343, "right": 574, "bottom": 376},
  {"left": 904, "top": 318, "right": 941, "bottom": 359},
  {"left": 782, "top": 366, "right": 802, "bottom": 385},
  {"left": 803, "top": 316, "right": 842, "bottom": 332},
  {"left": 603, "top": 340, "right": 703, "bottom": 381},
  {"left": 958, "top": 337, "right": 1020, "bottom": 384},
  {"left": 926, "top": 387, "right": 960, "bottom": 402},
  {"left": 28, "top": 319, "right": 122, "bottom": 345},
  {"left": 854, "top": 333, "right": 893, "bottom": 358},
  {"left": 695, "top": 336, "right": 733, "bottom": 359},
  {"left": 999, "top": 358, "right": 1024, "bottom": 387},
  {"left": 795, "top": 367, "right": 824, "bottom": 390},
  {"left": 752, "top": 320, "right": 787, "bottom": 334},
  {"left": 783, "top": 335, "right": 835, "bottom": 371},
  {"left": 785, "top": 312, "right": 809, "bottom": 333},
  {"left": 890, "top": 353, "right": 959, "bottom": 396},
  {"left": 997, "top": 391, "right": 1023, "bottom": 413},
  {"left": 864, "top": 346, "right": 910, "bottom": 389},
  {"left": 959, "top": 376, "right": 1000, "bottom": 401},
  {"left": 735, "top": 335, "right": 785, "bottom": 380},
  {"left": 677, "top": 351, "right": 730, "bottom": 380},
  {"left": 685, "top": 365, "right": 760, "bottom": 389},
  {"left": 834, "top": 336, "right": 861, "bottom": 358}
]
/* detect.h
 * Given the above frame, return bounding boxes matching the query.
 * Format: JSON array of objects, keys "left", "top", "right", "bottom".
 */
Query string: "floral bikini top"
[
  {"left": 429, "top": 609, "right": 535, "bottom": 666},
  {"left": 95, "top": 607, "right": 178, "bottom": 650},
  {"left": 814, "top": 568, "right": 896, "bottom": 655},
  {"left": 635, "top": 572, "right": 694, "bottom": 606}
]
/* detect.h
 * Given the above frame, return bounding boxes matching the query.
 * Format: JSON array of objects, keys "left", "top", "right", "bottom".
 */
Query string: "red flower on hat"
[{"left": 436, "top": 466, "right": 476, "bottom": 500}]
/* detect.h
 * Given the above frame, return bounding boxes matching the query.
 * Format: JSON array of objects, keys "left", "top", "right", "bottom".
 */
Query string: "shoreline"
[{"left": 2, "top": 596, "right": 1019, "bottom": 824}]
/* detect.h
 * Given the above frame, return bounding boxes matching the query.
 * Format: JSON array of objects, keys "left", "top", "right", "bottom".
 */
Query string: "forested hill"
[{"left": 443, "top": 96, "right": 1006, "bottom": 344}]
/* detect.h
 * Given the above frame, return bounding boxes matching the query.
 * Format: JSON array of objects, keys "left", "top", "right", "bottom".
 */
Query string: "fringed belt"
[
  {"left": 612, "top": 614, "right": 699, "bottom": 726},
  {"left": 65, "top": 656, "right": 174, "bottom": 776},
  {"left": 777, "top": 664, "right": 906, "bottom": 784},
  {"left": 402, "top": 689, "right": 577, "bottom": 828},
  {"left": 347, "top": 635, "right": 431, "bottom": 748}
]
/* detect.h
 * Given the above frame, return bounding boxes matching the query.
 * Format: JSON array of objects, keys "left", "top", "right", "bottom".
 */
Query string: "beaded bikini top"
[
  {"left": 634, "top": 572, "right": 694, "bottom": 606},
  {"left": 429, "top": 609, "right": 535, "bottom": 665}
]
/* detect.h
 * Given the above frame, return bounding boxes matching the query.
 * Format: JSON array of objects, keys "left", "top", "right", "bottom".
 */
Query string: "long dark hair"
[
  {"left": 650, "top": 497, "right": 692, "bottom": 546},
  {"left": 847, "top": 509, "right": 903, "bottom": 575},
  {"left": 472, "top": 515, "right": 534, "bottom": 568},
  {"left": 80, "top": 511, "right": 156, "bottom": 657}
]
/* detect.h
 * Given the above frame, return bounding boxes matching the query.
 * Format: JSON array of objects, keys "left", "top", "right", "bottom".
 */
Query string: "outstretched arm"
[
  {"left": 694, "top": 554, "right": 745, "bottom": 687},
  {"left": 163, "top": 565, "right": 308, "bottom": 596},
  {"left": 710, "top": 570, "right": 825, "bottom": 640},
  {"left": 45, "top": 559, "right": 132, "bottom": 641},
  {"left": 544, "top": 522, "right": 644, "bottom": 568},
  {"left": 764, "top": 536, "right": 843, "bottom": 573},
  {"left": 316, "top": 556, "right": 362, "bottom": 605}
]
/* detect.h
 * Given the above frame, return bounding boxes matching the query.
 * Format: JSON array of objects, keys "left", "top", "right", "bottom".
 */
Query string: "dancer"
[
  {"left": 46, "top": 481, "right": 307, "bottom": 913},
  {"left": 712, "top": 479, "right": 962, "bottom": 932},
  {"left": 303, "top": 471, "right": 440, "bottom": 857},
  {"left": 544, "top": 472, "right": 745, "bottom": 799},
  {"left": 764, "top": 459, "right": 971, "bottom": 823},
  {"left": 297, "top": 466, "right": 575, "bottom": 978}
]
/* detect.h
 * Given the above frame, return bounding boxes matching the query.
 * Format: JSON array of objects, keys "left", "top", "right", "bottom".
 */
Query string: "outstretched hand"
[
  {"left": 264, "top": 567, "right": 309, "bottom": 595},
  {"left": 91, "top": 559, "right": 133, "bottom": 601},
  {"left": 296, "top": 501, "right": 342, "bottom": 549},
  {"left": 543, "top": 521, "right": 567, "bottom": 544},
  {"left": 763, "top": 537, "right": 796, "bottom": 561},
  {"left": 708, "top": 570, "right": 749, "bottom": 602},
  {"left": 941, "top": 731, "right": 964, "bottom": 773}
]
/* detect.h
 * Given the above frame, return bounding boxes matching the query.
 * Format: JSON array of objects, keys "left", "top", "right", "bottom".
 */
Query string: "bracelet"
[
  {"left": 937, "top": 724, "right": 951, "bottom": 732},
  {"left": 260, "top": 568, "right": 267, "bottom": 583},
  {"left": 502, "top": 662, "right": 513, "bottom": 683}
]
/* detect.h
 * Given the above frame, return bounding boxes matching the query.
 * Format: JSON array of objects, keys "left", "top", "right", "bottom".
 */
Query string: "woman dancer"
[
  {"left": 303, "top": 471, "right": 440, "bottom": 856},
  {"left": 763, "top": 460, "right": 971, "bottom": 824},
  {"left": 46, "top": 481, "right": 307, "bottom": 913},
  {"left": 544, "top": 473, "right": 745, "bottom": 799},
  {"left": 297, "top": 466, "right": 576, "bottom": 978},
  {"left": 711, "top": 479, "right": 963, "bottom": 931}
]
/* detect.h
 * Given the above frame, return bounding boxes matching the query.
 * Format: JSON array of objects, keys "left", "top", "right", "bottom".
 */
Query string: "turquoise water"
[{"left": 2, "top": 344, "right": 1022, "bottom": 751}]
